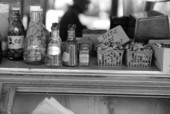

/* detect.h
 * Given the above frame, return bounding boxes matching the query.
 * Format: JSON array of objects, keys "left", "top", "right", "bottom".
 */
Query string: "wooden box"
[{"left": 150, "top": 40, "right": 170, "bottom": 72}]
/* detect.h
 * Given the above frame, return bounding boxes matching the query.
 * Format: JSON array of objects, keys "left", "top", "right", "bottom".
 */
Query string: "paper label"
[
  {"left": 98, "top": 25, "right": 130, "bottom": 45},
  {"left": 80, "top": 54, "right": 89, "bottom": 63},
  {"left": 48, "top": 46, "right": 60, "bottom": 55},
  {"left": 8, "top": 36, "right": 24, "bottom": 49},
  {"left": 62, "top": 52, "right": 70, "bottom": 62}
]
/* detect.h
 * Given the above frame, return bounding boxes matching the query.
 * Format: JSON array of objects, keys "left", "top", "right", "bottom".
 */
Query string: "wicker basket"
[
  {"left": 97, "top": 48, "right": 124, "bottom": 67},
  {"left": 125, "top": 49, "right": 152, "bottom": 67}
]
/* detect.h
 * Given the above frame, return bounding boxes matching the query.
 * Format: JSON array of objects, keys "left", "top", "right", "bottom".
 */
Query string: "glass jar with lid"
[
  {"left": 24, "top": 6, "right": 49, "bottom": 65},
  {"left": 79, "top": 43, "right": 90, "bottom": 66}
]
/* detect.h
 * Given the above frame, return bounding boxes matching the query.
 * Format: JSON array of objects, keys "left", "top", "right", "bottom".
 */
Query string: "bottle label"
[
  {"left": 80, "top": 54, "right": 89, "bottom": 63},
  {"left": 48, "top": 46, "right": 61, "bottom": 55},
  {"left": 8, "top": 36, "right": 24, "bottom": 49},
  {"left": 62, "top": 52, "right": 70, "bottom": 62}
]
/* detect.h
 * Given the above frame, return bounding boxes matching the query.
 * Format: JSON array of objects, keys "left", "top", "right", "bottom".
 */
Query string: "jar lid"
[{"left": 80, "top": 43, "right": 89, "bottom": 49}]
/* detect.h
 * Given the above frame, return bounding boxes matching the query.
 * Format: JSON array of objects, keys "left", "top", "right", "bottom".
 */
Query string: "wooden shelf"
[{"left": 0, "top": 58, "right": 170, "bottom": 98}]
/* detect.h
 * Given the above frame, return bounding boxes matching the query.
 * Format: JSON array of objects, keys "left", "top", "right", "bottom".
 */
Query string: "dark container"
[
  {"left": 7, "top": 8, "right": 25, "bottom": 60},
  {"left": 130, "top": 10, "right": 170, "bottom": 43}
]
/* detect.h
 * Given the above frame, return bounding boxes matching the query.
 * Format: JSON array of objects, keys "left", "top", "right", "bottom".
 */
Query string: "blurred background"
[{"left": 0, "top": 0, "right": 170, "bottom": 33}]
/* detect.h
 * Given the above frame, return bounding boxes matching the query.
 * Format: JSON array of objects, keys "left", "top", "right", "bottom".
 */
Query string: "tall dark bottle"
[
  {"left": 7, "top": 7, "right": 25, "bottom": 60},
  {"left": 62, "top": 24, "right": 78, "bottom": 66}
]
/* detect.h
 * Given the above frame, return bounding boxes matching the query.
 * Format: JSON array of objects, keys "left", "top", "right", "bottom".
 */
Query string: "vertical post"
[
  {"left": 110, "top": 0, "right": 118, "bottom": 17},
  {"left": 6, "top": 87, "right": 16, "bottom": 114},
  {"left": 0, "top": 83, "right": 3, "bottom": 114}
]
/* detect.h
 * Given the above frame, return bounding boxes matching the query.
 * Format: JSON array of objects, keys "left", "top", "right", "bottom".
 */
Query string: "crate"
[
  {"left": 149, "top": 40, "right": 170, "bottom": 72},
  {"left": 97, "top": 48, "right": 124, "bottom": 67},
  {"left": 126, "top": 49, "right": 152, "bottom": 67}
]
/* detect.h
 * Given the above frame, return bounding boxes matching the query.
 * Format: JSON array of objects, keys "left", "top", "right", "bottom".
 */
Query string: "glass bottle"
[
  {"left": 62, "top": 24, "right": 78, "bottom": 66},
  {"left": 24, "top": 6, "right": 48, "bottom": 65},
  {"left": 45, "top": 23, "right": 62, "bottom": 66},
  {"left": 7, "top": 7, "right": 25, "bottom": 60}
]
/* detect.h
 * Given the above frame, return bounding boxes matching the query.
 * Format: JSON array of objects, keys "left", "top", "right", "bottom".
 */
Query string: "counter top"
[{"left": 0, "top": 58, "right": 170, "bottom": 98}]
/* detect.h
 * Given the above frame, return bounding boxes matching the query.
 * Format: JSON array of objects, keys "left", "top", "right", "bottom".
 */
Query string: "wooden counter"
[{"left": 0, "top": 58, "right": 169, "bottom": 98}]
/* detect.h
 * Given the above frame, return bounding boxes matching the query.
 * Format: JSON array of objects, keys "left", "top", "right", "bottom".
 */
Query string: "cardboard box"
[{"left": 149, "top": 40, "right": 170, "bottom": 72}]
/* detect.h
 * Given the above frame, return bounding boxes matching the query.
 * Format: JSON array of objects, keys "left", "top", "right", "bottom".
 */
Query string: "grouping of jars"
[{"left": 5, "top": 7, "right": 90, "bottom": 67}]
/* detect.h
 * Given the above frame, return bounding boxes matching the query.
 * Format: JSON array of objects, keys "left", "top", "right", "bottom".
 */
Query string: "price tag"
[
  {"left": 98, "top": 25, "right": 130, "bottom": 45},
  {"left": 8, "top": 35, "right": 24, "bottom": 49}
]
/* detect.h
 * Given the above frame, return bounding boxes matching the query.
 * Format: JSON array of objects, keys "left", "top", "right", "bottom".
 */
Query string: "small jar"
[{"left": 79, "top": 43, "right": 89, "bottom": 66}]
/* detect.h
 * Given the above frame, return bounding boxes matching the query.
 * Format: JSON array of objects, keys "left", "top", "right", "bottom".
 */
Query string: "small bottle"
[
  {"left": 45, "top": 23, "right": 62, "bottom": 66},
  {"left": 62, "top": 24, "right": 78, "bottom": 66},
  {"left": 7, "top": 7, "right": 25, "bottom": 60},
  {"left": 79, "top": 43, "right": 90, "bottom": 66}
]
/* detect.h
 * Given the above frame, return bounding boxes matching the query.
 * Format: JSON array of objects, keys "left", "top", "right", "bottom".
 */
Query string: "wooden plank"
[
  {"left": 0, "top": 83, "right": 3, "bottom": 114},
  {"left": 0, "top": 59, "right": 170, "bottom": 97},
  {"left": 6, "top": 87, "right": 16, "bottom": 114}
]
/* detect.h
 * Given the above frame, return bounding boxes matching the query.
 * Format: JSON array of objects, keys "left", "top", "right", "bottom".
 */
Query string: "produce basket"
[
  {"left": 125, "top": 49, "right": 152, "bottom": 67},
  {"left": 97, "top": 48, "right": 124, "bottom": 67}
]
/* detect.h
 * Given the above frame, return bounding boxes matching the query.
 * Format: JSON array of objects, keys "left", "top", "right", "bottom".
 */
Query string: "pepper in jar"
[{"left": 7, "top": 7, "right": 25, "bottom": 60}]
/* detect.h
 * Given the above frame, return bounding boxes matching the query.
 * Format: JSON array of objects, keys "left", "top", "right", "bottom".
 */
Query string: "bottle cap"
[{"left": 80, "top": 43, "right": 89, "bottom": 49}]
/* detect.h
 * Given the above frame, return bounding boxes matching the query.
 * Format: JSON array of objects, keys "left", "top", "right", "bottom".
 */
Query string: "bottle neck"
[
  {"left": 30, "top": 11, "right": 43, "bottom": 23},
  {"left": 10, "top": 17, "right": 20, "bottom": 22},
  {"left": 51, "top": 30, "right": 60, "bottom": 40},
  {"left": 10, "top": 10, "right": 21, "bottom": 22},
  {"left": 67, "top": 30, "right": 76, "bottom": 41}
]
